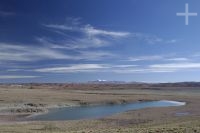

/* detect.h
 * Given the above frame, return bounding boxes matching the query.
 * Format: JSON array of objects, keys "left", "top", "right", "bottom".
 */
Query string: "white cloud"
[
  {"left": 34, "top": 63, "right": 172, "bottom": 74},
  {"left": 111, "top": 65, "right": 138, "bottom": 68},
  {"left": 43, "top": 18, "right": 178, "bottom": 55},
  {"left": 64, "top": 37, "right": 109, "bottom": 49},
  {"left": 35, "top": 64, "right": 109, "bottom": 73},
  {"left": 44, "top": 24, "right": 130, "bottom": 38},
  {"left": 128, "top": 55, "right": 164, "bottom": 61},
  {"left": 130, "top": 33, "right": 178, "bottom": 44},
  {"left": 0, "top": 42, "right": 116, "bottom": 63},
  {"left": 111, "top": 68, "right": 175, "bottom": 74},
  {"left": 36, "top": 36, "right": 109, "bottom": 49},
  {"left": 35, "top": 62, "right": 200, "bottom": 74},
  {"left": 150, "top": 62, "right": 200, "bottom": 69},
  {"left": 0, "top": 43, "right": 71, "bottom": 62},
  {"left": 45, "top": 22, "right": 173, "bottom": 46},
  {"left": 83, "top": 24, "right": 130, "bottom": 37},
  {"left": 43, "top": 20, "right": 130, "bottom": 50},
  {"left": 40, "top": 30, "right": 111, "bottom": 49},
  {"left": 78, "top": 51, "right": 116, "bottom": 60},
  {"left": 126, "top": 54, "right": 189, "bottom": 62},
  {"left": 45, "top": 22, "right": 171, "bottom": 46},
  {"left": 167, "top": 58, "right": 188, "bottom": 61},
  {"left": 44, "top": 24, "right": 74, "bottom": 31},
  {"left": 34, "top": 64, "right": 141, "bottom": 73},
  {"left": 0, "top": 75, "right": 39, "bottom": 79}
]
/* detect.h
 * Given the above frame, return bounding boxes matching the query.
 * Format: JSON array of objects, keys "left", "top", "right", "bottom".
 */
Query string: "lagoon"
[{"left": 29, "top": 100, "right": 185, "bottom": 121}]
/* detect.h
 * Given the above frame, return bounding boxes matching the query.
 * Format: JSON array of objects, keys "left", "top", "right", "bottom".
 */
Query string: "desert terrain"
[{"left": 0, "top": 83, "right": 199, "bottom": 133}]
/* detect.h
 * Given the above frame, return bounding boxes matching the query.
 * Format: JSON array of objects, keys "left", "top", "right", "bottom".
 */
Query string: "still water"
[{"left": 29, "top": 100, "right": 185, "bottom": 121}]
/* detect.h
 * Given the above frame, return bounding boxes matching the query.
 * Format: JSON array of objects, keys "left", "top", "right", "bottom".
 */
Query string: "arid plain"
[{"left": 0, "top": 83, "right": 200, "bottom": 133}]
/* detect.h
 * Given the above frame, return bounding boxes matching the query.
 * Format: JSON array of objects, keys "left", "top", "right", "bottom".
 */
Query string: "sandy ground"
[{"left": 0, "top": 84, "right": 199, "bottom": 132}]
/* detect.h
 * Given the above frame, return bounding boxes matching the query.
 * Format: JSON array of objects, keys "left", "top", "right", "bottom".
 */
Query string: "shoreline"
[{"left": 0, "top": 99, "right": 186, "bottom": 123}]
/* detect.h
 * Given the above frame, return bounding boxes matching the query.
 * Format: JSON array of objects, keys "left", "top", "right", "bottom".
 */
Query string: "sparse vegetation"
[{"left": 0, "top": 83, "right": 200, "bottom": 132}]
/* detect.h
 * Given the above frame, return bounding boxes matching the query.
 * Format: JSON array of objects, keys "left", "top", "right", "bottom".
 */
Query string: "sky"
[{"left": 1, "top": 0, "right": 200, "bottom": 83}]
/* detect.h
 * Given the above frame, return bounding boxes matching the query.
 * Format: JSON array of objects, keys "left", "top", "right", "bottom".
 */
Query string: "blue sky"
[{"left": 1, "top": 0, "right": 200, "bottom": 83}]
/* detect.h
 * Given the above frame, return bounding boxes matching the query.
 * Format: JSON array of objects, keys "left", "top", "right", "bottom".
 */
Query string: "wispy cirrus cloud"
[
  {"left": 126, "top": 54, "right": 189, "bottom": 62},
  {"left": 83, "top": 24, "right": 130, "bottom": 37},
  {"left": 36, "top": 36, "right": 109, "bottom": 49},
  {"left": 39, "top": 18, "right": 178, "bottom": 66},
  {"left": 34, "top": 61, "right": 200, "bottom": 74},
  {"left": 166, "top": 58, "right": 189, "bottom": 61},
  {"left": 34, "top": 64, "right": 139, "bottom": 73},
  {"left": 0, "top": 75, "right": 39, "bottom": 79},
  {"left": 150, "top": 62, "right": 200, "bottom": 69},
  {"left": 43, "top": 21, "right": 130, "bottom": 49},
  {"left": 131, "top": 33, "right": 178, "bottom": 44},
  {"left": 44, "top": 24, "right": 130, "bottom": 38},
  {"left": 127, "top": 55, "right": 164, "bottom": 62},
  {"left": 0, "top": 43, "right": 71, "bottom": 62},
  {"left": 0, "top": 17, "right": 182, "bottom": 80},
  {"left": 111, "top": 68, "right": 176, "bottom": 74},
  {"left": 44, "top": 21, "right": 176, "bottom": 48},
  {"left": 78, "top": 50, "right": 116, "bottom": 60},
  {"left": 35, "top": 64, "right": 109, "bottom": 73},
  {"left": 1, "top": 41, "right": 194, "bottom": 75},
  {"left": 0, "top": 43, "right": 115, "bottom": 62},
  {"left": 34, "top": 63, "right": 173, "bottom": 74}
]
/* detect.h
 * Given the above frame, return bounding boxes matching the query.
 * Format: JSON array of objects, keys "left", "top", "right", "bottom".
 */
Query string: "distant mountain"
[
  {"left": 2, "top": 81, "right": 200, "bottom": 88},
  {"left": 88, "top": 80, "right": 127, "bottom": 84}
]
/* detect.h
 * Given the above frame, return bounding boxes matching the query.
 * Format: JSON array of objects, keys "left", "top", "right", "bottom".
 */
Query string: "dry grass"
[{"left": 0, "top": 84, "right": 200, "bottom": 132}]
